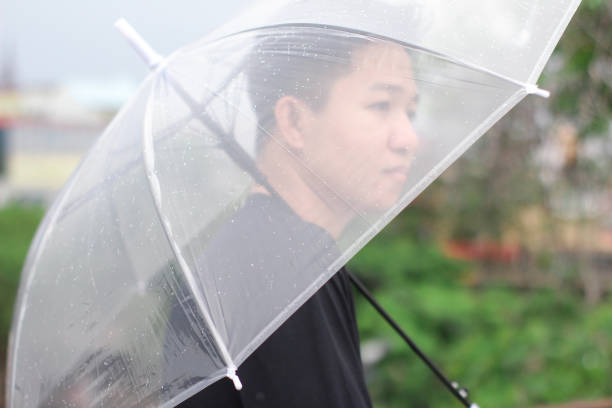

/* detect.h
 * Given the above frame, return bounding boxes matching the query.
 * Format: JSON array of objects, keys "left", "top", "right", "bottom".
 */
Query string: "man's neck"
[{"left": 255, "top": 146, "right": 352, "bottom": 239}]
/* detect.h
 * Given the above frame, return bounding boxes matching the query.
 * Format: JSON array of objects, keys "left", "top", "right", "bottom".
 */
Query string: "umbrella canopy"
[{"left": 7, "top": 1, "right": 580, "bottom": 407}]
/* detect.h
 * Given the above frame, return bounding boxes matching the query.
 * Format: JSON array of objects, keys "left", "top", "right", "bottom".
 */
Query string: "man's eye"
[{"left": 367, "top": 101, "right": 391, "bottom": 111}]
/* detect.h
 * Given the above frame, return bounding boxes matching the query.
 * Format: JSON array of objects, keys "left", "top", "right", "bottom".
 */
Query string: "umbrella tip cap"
[
  {"left": 114, "top": 17, "right": 163, "bottom": 70},
  {"left": 114, "top": 17, "right": 128, "bottom": 29},
  {"left": 228, "top": 369, "right": 243, "bottom": 390},
  {"left": 525, "top": 83, "right": 550, "bottom": 98}
]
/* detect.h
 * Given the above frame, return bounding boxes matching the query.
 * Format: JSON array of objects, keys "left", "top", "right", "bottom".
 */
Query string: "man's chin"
[{"left": 361, "top": 194, "right": 403, "bottom": 215}]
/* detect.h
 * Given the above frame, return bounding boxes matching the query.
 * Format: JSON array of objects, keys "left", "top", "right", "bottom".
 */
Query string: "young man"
[{"left": 177, "top": 27, "right": 418, "bottom": 408}]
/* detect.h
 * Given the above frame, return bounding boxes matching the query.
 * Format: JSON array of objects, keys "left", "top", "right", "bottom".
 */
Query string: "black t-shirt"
[{"left": 176, "top": 194, "right": 372, "bottom": 408}]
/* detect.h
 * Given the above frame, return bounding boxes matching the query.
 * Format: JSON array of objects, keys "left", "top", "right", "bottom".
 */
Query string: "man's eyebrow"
[{"left": 369, "top": 83, "right": 419, "bottom": 103}]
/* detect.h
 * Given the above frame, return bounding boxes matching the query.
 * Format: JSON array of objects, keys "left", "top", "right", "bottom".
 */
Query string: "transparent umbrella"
[{"left": 6, "top": 0, "right": 580, "bottom": 407}]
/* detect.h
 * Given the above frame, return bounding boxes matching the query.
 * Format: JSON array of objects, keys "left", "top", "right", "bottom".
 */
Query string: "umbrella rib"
[
  {"left": 526, "top": 0, "right": 582, "bottom": 84},
  {"left": 222, "top": 23, "right": 549, "bottom": 98},
  {"left": 5, "top": 90, "right": 145, "bottom": 407},
  {"left": 141, "top": 78, "right": 243, "bottom": 391}
]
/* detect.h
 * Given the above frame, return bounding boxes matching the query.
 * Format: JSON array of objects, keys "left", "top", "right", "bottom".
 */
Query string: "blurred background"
[{"left": 1, "top": 1, "right": 610, "bottom": 407}]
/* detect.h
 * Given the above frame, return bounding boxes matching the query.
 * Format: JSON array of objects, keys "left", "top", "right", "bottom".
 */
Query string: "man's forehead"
[
  {"left": 349, "top": 44, "right": 416, "bottom": 90},
  {"left": 369, "top": 83, "right": 418, "bottom": 99}
]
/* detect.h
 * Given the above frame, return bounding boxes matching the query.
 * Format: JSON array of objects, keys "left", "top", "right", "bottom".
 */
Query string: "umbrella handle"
[{"left": 345, "top": 269, "right": 478, "bottom": 408}]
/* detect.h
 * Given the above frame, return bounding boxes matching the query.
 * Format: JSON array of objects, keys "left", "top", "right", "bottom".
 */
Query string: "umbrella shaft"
[{"left": 346, "top": 269, "right": 474, "bottom": 408}]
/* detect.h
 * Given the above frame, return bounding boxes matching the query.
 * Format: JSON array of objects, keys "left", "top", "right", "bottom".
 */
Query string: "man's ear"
[{"left": 274, "top": 96, "right": 311, "bottom": 151}]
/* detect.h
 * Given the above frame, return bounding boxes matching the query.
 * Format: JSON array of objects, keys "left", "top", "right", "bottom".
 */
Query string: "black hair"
[{"left": 246, "top": 27, "right": 371, "bottom": 151}]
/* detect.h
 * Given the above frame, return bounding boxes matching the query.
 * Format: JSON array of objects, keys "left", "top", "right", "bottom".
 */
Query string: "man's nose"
[{"left": 388, "top": 111, "right": 418, "bottom": 153}]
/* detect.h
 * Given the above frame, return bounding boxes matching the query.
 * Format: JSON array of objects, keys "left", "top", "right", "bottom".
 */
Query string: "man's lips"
[{"left": 383, "top": 166, "right": 410, "bottom": 182}]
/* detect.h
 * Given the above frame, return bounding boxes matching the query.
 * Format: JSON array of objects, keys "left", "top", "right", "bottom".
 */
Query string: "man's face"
[{"left": 299, "top": 43, "right": 418, "bottom": 213}]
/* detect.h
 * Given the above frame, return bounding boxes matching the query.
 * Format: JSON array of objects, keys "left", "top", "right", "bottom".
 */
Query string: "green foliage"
[
  {"left": 349, "top": 235, "right": 467, "bottom": 289},
  {"left": 583, "top": 0, "right": 605, "bottom": 9},
  {"left": 349, "top": 230, "right": 612, "bottom": 407},
  {"left": 0, "top": 204, "right": 45, "bottom": 349},
  {"left": 552, "top": 0, "right": 611, "bottom": 134}
]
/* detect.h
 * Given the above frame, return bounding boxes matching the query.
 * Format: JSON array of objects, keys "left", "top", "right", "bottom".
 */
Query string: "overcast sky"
[{"left": 1, "top": 0, "right": 250, "bottom": 86}]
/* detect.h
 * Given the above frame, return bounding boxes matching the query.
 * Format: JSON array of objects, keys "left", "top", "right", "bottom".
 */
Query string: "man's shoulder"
[{"left": 204, "top": 194, "right": 338, "bottom": 266}]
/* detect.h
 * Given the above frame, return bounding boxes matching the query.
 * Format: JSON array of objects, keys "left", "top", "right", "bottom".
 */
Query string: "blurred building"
[{"left": 0, "top": 69, "right": 135, "bottom": 205}]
